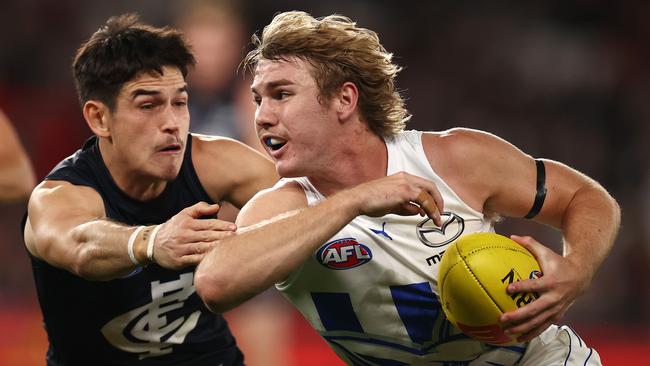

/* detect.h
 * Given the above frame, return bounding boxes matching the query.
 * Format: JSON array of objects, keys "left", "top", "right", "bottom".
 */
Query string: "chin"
[
  {"left": 275, "top": 162, "right": 307, "bottom": 178},
  {"left": 155, "top": 164, "right": 183, "bottom": 181}
]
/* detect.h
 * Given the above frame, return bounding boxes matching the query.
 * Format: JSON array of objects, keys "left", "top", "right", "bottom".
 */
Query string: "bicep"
[
  {"left": 26, "top": 181, "right": 105, "bottom": 265},
  {"left": 529, "top": 160, "right": 597, "bottom": 228},
  {"left": 236, "top": 183, "right": 308, "bottom": 228},
  {"left": 482, "top": 140, "right": 589, "bottom": 227}
]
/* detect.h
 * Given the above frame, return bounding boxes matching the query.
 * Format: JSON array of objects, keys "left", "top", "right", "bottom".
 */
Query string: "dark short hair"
[{"left": 72, "top": 13, "right": 196, "bottom": 110}]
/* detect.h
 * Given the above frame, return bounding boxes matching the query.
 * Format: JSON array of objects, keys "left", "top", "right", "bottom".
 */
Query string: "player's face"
[
  {"left": 108, "top": 66, "right": 190, "bottom": 181},
  {"left": 251, "top": 58, "right": 340, "bottom": 177}
]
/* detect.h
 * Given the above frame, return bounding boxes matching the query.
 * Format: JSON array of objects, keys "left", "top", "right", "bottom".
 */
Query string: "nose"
[
  {"left": 161, "top": 104, "right": 184, "bottom": 134},
  {"left": 254, "top": 98, "right": 278, "bottom": 130}
]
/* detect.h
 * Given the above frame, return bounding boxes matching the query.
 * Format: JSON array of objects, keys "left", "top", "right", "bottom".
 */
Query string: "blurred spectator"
[
  {"left": 0, "top": 108, "right": 36, "bottom": 203},
  {"left": 175, "top": 0, "right": 260, "bottom": 150}
]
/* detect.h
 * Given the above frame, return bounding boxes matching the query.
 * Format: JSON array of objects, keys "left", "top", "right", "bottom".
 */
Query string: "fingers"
[
  {"left": 415, "top": 190, "right": 441, "bottom": 226},
  {"left": 191, "top": 218, "right": 237, "bottom": 232},
  {"left": 178, "top": 253, "right": 206, "bottom": 267},
  {"left": 515, "top": 320, "right": 554, "bottom": 343},
  {"left": 500, "top": 293, "right": 549, "bottom": 324},
  {"left": 510, "top": 235, "right": 547, "bottom": 260},
  {"left": 183, "top": 241, "right": 217, "bottom": 256},
  {"left": 185, "top": 202, "right": 221, "bottom": 219},
  {"left": 502, "top": 301, "right": 561, "bottom": 341},
  {"left": 507, "top": 274, "right": 546, "bottom": 295}
]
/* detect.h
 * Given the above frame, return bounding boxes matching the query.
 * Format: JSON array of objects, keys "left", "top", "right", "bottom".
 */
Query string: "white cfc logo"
[{"left": 101, "top": 273, "right": 200, "bottom": 359}]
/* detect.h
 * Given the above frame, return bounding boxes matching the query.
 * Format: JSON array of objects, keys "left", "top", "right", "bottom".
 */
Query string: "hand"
[
  {"left": 499, "top": 235, "right": 592, "bottom": 342},
  {"left": 152, "top": 202, "right": 237, "bottom": 269},
  {"left": 344, "top": 172, "right": 444, "bottom": 226}
]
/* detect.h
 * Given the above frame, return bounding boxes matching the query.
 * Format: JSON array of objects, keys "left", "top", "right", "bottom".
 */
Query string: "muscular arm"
[
  {"left": 26, "top": 181, "right": 235, "bottom": 281},
  {"left": 195, "top": 173, "right": 443, "bottom": 313},
  {"left": 25, "top": 181, "right": 141, "bottom": 280},
  {"left": 425, "top": 128, "right": 620, "bottom": 340},
  {"left": 0, "top": 110, "right": 36, "bottom": 202}
]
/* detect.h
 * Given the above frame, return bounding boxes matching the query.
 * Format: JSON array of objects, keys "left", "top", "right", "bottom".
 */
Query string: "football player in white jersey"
[{"left": 195, "top": 11, "right": 620, "bottom": 365}]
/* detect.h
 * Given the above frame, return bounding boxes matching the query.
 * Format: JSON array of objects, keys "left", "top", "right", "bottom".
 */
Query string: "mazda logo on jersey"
[
  {"left": 417, "top": 212, "right": 465, "bottom": 248},
  {"left": 316, "top": 238, "right": 373, "bottom": 270}
]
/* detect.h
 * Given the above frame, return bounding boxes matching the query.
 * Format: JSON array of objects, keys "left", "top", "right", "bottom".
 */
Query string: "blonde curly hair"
[{"left": 242, "top": 11, "right": 409, "bottom": 137}]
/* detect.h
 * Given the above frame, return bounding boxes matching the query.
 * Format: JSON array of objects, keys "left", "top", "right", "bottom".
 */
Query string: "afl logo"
[
  {"left": 316, "top": 238, "right": 373, "bottom": 270},
  {"left": 417, "top": 212, "right": 465, "bottom": 248}
]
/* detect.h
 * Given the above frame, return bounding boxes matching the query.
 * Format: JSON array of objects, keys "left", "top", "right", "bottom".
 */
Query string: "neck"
[
  {"left": 309, "top": 127, "right": 388, "bottom": 197},
  {"left": 98, "top": 138, "right": 167, "bottom": 201}
]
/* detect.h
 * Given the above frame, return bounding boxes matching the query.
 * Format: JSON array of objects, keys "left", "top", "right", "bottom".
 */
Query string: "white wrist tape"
[
  {"left": 127, "top": 226, "right": 145, "bottom": 266},
  {"left": 146, "top": 224, "right": 162, "bottom": 262}
]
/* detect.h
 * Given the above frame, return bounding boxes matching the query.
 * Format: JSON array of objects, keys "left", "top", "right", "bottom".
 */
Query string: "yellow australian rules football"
[{"left": 438, "top": 232, "right": 542, "bottom": 345}]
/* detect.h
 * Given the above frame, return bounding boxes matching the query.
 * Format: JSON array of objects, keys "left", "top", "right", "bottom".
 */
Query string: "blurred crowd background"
[{"left": 1, "top": 0, "right": 648, "bottom": 365}]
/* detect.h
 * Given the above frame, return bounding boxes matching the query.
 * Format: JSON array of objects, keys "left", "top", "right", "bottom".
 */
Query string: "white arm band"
[
  {"left": 127, "top": 226, "right": 145, "bottom": 266},
  {"left": 147, "top": 224, "right": 162, "bottom": 262}
]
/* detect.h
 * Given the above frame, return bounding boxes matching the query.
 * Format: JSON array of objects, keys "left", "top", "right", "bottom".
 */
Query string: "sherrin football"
[{"left": 438, "top": 232, "right": 542, "bottom": 345}]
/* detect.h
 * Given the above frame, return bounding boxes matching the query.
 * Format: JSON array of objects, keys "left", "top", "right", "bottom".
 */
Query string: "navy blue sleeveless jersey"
[{"left": 26, "top": 135, "right": 243, "bottom": 366}]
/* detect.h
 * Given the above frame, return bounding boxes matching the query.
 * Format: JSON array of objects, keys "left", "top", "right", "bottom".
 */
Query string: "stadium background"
[{"left": 0, "top": 0, "right": 648, "bottom": 364}]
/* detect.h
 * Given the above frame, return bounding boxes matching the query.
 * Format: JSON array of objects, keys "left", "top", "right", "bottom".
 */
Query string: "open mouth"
[
  {"left": 159, "top": 143, "right": 182, "bottom": 153},
  {"left": 264, "top": 137, "right": 287, "bottom": 151}
]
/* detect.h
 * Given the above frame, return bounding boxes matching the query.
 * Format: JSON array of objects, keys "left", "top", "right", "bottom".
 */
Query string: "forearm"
[
  {"left": 561, "top": 184, "right": 620, "bottom": 283},
  {"left": 66, "top": 220, "right": 154, "bottom": 280},
  {"left": 195, "top": 191, "right": 359, "bottom": 313}
]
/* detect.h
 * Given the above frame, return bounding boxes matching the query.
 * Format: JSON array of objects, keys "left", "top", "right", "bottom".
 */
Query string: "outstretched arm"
[
  {"left": 25, "top": 181, "right": 236, "bottom": 280},
  {"left": 0, "top": 109, "right": 36, "bottom": 203},
  {"left": 195, "top": 172, "right": 443, "bottom": 313}
]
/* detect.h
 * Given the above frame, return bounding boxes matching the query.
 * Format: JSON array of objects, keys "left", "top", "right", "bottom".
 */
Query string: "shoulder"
[
  {"left": 29, "top": 180, "right": 104, "bottom": 215},
  {"left": 191, "top": 134, "right": 275, "bottom": 182},
  {"left": 190, "top": 133, "right": 278, "bottom": 204},
  {"left": 422, "top": 128, "right": 512, "bottom": 156},
  {"left": 26, "top": 180, "right": 105, "bottom": 255},
  {"left": 191, "top": 133, "right": 257, "bottom": 160},
  {"left": 422, "top": 128, "right": 529, "bottom": 171},
  {"left": 420, "top": 128, "right": 534, "bottom": 213},
  {"left": 236, "top": 180, "right": 308, "bottom": 228}
]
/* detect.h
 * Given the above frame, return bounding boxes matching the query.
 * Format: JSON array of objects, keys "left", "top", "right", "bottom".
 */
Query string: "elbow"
[{"left": 194, "top": 266, "right": 240, "bottom": 314}]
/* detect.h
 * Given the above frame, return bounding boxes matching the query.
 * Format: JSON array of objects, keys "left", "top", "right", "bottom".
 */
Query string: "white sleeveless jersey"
[
  {"left": 276, "top": 130, "right": 532, "bottom": 365},
  {"left": 276, "top": 130, "right": 601, "bottom": 366}
]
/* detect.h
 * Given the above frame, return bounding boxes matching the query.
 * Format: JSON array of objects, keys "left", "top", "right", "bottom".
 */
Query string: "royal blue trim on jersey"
[
  {"left": 311, "top": 292, "right": 364, "bottom": 333},
  {"left": 390, "top": 282, "right": 439, "bottom": 344}
]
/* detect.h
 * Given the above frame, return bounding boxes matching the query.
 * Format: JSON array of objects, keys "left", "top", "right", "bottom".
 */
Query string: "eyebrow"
[
  {"left": 251, "top": 79, "right": 293, "bottom": 94},
  {"left": 130, "top": 85, "right": 188, "bottom": 99}
]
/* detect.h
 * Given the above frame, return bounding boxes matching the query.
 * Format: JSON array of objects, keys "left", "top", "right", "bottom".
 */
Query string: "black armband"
[{"left": 524, "top": 159, "right": 547, "bottom": 219}]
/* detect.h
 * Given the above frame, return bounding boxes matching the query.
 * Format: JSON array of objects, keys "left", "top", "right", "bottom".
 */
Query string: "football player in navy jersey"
[
  {"left": 23, "top": 14, "right": 277, "bottom": 366},
  {"left": 195, "top": 11, "right": 620, "bottom": 365}
]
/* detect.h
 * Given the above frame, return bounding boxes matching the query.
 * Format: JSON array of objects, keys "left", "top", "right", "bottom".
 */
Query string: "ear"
[
  {"left": 336, "top": 81, "right": 359, "bottom": 121},
  {"left": 82, "top": 100, "right": 111, "bottom": 138}
]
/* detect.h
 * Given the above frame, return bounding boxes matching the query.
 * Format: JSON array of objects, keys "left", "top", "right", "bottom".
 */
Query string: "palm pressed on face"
[{"left": 251, "top": 58, "right": 340, "bottom": 178}]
